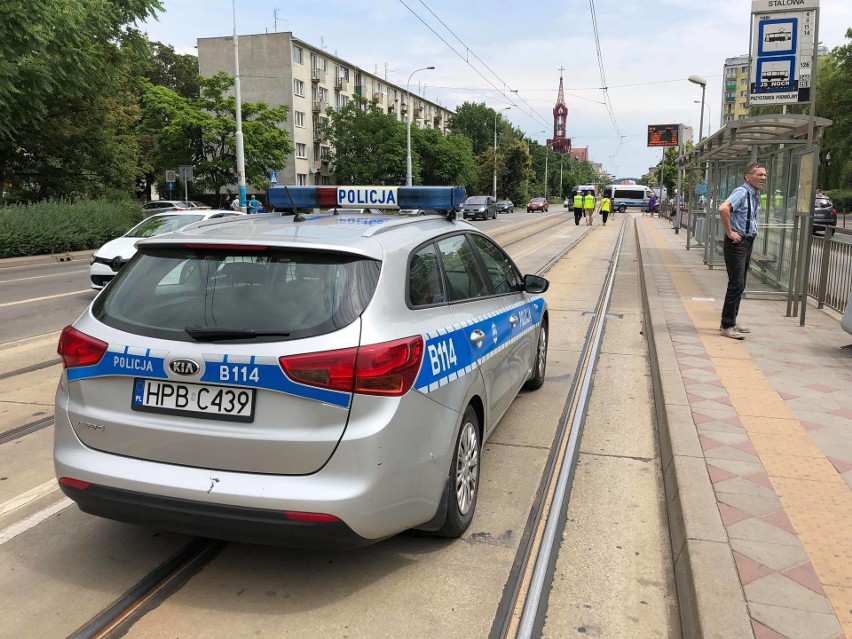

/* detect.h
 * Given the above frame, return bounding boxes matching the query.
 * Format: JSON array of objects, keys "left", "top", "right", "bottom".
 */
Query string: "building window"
[
  {"left": 297, "top": 173, "right": 307, "bottom": 185},
  {"left": 294, "top": 79, "right": 304, "bottom": 96},
  {"left": 740, "top": 78, "right": 747, "bottom": 85},
  {"left": 320, "top": 146, "right": 330, "bottom": 159},
  {"left": 294, "top": 111, "right": 305, "bottom": 127},
  {"left": 293, "top": 46, "right": 303, "bottom": 64},
  {"left": 318, "top": 87, "right": 328, "bottom": 102},
  {"left": 740, "top": 90, "right": 747, "bottom": 97},
  {"left": 340, "top": 95, "right": 349, "bottom": 109},
  {"left": 296, "top": 143, "right": 307, "bottom": 158}
]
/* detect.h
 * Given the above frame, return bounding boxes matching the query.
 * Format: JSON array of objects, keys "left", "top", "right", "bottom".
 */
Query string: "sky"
[{"left": 140, "top": 0, "right": 852, "bottom": 180}]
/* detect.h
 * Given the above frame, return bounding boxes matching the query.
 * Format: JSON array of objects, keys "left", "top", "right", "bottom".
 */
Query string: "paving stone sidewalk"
[{"left": 637, "top": 215, "right": 851, "bottom": 639}]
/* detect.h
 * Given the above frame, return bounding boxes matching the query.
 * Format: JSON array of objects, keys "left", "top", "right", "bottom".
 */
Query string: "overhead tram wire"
[
  {"left": 395, "top": 0, "right": 551, "bottom": 131},
  {"left": 588, "top": 0, "right": 621, "bottom": 140}
]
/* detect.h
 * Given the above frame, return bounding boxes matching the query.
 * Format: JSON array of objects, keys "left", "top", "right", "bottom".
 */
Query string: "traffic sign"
[
  {"left": 269, "top": 171, "right": 278, "bottom": 184},
  {"left": 749, "top": 1, "right": 818, "bottom": 105},
  {"left": 165, "top": 170, "right": 176, "bottom": 183}
]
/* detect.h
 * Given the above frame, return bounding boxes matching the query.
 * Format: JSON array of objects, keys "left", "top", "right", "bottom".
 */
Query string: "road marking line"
[
  {"left": 0, "top": 498, "right": 73, "bottom": 545},
  {"left": 0, "top": 268, "right": 88, "bottom": 285},
  {"left": 0, "top": 479, "right": 60, "bottom": 516},
  {"left": 0, "top": 289, "right": 91, "bottom": 308}
]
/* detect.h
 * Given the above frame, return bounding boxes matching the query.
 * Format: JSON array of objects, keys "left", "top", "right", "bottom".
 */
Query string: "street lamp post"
[
  {"left": 493, "top": 106, "right": 511, "bottom": 198},
  {"left": 687, "top": 74, "right": 708, "bottom": 235},
  {"left": 406, "top": 66, "right": 435, "bottom": 187},
  {"left": 688, "top": 75, "right": 707, "bottom": 143},
  {"left": 232, "top": 0, "right": 246, "bottom": 212},
  {"left": 694, "top": 100, "right": 712, "bottom": 135}
]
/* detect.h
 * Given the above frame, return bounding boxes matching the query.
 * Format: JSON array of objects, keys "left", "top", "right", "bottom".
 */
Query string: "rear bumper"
[
  {"left": 54, "top": 387, "right": 461, "bottom": 545},
  {"left": 60, "top": 482, "right": 374, "bottom": 549}
]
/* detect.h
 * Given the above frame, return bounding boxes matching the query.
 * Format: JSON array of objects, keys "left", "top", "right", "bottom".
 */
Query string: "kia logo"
[{"left": 169, "top": 358, "right": 200, "bottom": 376}]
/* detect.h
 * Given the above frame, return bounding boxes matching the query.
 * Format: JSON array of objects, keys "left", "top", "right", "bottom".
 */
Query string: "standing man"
[
  {"left": 583, "top": 190, "right": 595, "bottom": 226},
  {"left": 600, "top": 192, "right": 611, "bottom": 226},
  {"left": 718, "top": 162, "right": 767, "bottom": 340},
  {"left": 573, "top": 190, "right": 584, "bottom": 226}
]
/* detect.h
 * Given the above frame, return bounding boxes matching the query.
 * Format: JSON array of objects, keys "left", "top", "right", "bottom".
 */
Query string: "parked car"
[
  {"left": 496, "top": 200, "right": 514, "bottom": 214},
  {"left": 527, "top": 197, "right": 549, "bottom": 212},
  {"left": 813, "top": 195, "right": 837, "bottom": 231},
  {"left": 399, "top": 209, "right": 440, "bottom": 216},
  {"left": 462, "top": 195, "right": 497, "bottom": 220},
  {"left": 142, "top": 200, "right": 190, "bottom": 216},
  {"left": 187, "top": 201, "right": 212, "bottom": 210},
  {"left": 88, "top": 210, "right": 243, "bottom": 289},
  {"left": 58, "top": 209, "right": 550, "bottom": 548}
]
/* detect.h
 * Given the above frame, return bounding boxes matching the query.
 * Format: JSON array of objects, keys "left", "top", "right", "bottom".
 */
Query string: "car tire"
[
  {"left": 524, "top": 319, "right": 548, "bottom": 390},
  {"left": 619, "top": 205, "right": 627, "bottom": 213},
  {"left": 434, "top": 405, "right": 481, "bottom": 538}
]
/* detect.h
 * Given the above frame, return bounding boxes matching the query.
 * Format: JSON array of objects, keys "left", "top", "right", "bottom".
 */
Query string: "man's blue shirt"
[{"left": 726, "top": 183, "right": 759, "bottom": 237}]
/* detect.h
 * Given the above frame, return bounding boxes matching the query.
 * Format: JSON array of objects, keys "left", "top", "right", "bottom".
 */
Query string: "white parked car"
[{"left": 89, "top": 211, "right": 243, "bottom": 289}]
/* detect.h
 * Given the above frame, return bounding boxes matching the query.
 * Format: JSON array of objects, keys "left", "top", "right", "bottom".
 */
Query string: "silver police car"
[{"left": 55, "top": 202, "right": 549, "bottom": 548}]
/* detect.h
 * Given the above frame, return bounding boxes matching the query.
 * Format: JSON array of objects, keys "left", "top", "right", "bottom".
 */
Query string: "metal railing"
[{"left": 809, "top": 226, "right": 852, "bottom": 313}]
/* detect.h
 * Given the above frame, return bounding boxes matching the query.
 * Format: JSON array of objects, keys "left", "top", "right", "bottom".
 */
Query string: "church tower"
[{"left": 548, "top": 70, "right": 572, "bottom": 154}]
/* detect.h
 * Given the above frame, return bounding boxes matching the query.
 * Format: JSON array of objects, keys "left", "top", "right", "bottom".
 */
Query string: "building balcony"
[
  {"left": 725, "top": 96, "right": 735, "bottom": 102},
  {"left": 311, "top": 68, "right": 326, "bottom": 83},
  {"left": 312, "top": 100, "right": 326, "bottom": 113},
  {"left": 725, "top": 83, "right": 737, "bottom": 90},
  {"left": 335, "top": 77, "right": 347, "bottom": 92},
  {"left": 373, "top": 91, "right": 382, "bottom": 101}
]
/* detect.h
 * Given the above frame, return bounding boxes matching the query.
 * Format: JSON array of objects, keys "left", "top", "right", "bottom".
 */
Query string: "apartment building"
[
  {"left": 721, "top": 54, "right": 751, "bottom": 126},
  {"left": 197, "top": 32, "right": 454, "bottom": 188}
]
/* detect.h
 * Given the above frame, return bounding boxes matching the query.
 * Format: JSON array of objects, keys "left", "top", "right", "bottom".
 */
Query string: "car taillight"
[
  {"left": 283, "top": 511, "right": 341, "bottom": 523},
  {"left": 59, "top": 477, "right": 91, "bottom": 489},
  {"left": 279, "top": 336, "right": 424, "bottom": 397},
  {"left": 831, "top": 209, "right": 837, "bottom": 216},
  {"left": 58, "top": 325, "right": 108, "bottom": 368}
]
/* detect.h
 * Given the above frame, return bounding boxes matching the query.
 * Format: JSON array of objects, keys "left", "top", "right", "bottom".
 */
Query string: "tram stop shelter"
[{"left": 676, "top": 114, "right": 832, "bottom": 324}]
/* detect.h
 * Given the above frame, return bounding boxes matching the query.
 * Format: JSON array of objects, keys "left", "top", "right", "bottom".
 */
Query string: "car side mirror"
[{"left": 523, "top": 274, "right": 549, "bottom": 294}]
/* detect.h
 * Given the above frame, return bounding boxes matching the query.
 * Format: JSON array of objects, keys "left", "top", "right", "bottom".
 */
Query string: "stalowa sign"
[{"left": 749, "top": 0, "right": 819, "bottom": 105}]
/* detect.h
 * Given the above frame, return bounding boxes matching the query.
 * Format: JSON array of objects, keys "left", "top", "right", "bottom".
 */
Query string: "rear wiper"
[{"left": 185, "top": 325, "right": 291, "bottom": 341}]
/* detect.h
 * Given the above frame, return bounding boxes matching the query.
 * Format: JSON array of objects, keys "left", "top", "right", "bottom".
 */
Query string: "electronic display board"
[{"left": 647, "top": 124, "right": 679, "bottom": 147}]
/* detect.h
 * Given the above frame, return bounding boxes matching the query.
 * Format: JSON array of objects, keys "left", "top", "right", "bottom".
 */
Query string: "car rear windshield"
[
  {"left": 815, "top": 198, "right": 832, "bottom": 207},
  {"left": 92, "top": 247, "right": 381, "bottom": 342},
  {"left": 126, "top": 215, "right": 205, "bottom": 238},
  {"left": 465, "top": 196, "right": 487, "bottom": 205}
]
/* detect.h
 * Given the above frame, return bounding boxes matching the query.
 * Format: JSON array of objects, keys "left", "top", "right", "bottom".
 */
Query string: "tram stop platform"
[{"left": 635, "top": 215, "right": 852, "bottom": 639}]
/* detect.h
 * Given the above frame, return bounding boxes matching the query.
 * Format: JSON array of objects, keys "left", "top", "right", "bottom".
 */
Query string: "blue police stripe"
[
  {"left": 414, "top": 297, "right": 544, "bottom": 393},
  {"left": 66, "top": 347, "right": 168, "bottom": 382},
  {"left": 66, "top": 346, "right": 351, "bottom": 409}
]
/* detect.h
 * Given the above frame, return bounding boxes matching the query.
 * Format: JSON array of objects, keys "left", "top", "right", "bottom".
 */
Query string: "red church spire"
[{"left": 548, "top": 68, "right": 571, "bottom": 154}]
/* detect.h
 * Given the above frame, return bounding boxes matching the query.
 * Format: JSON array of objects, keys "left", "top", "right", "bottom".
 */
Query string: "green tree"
[
  {"left": 451, "top": 102, "right": 517, "bottom": 157},
  {"left": 413, "top": 129, "right": 477, "bottom": 190},
  {"left": 320, "top": 97, "right": 408, "bottom": 185},
  {"left": 141, "top": 72, "right": 293, "bottom": 196},
  {"left": 499, "top": 140, "right": 534, "bottom": 204},
  {"left": 816, "top": 30, "right": 852, "bottom": 189},
  {"left": 0, "top": 0, "right": 162, "bottom": 205}
]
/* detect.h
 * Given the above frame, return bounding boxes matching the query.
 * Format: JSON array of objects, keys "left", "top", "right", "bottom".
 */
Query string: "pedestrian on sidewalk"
[
  {"left": 718, "top": 161, "right": 767, "bottom": 340},
  {"left": 583, "top": 191, "right": 595, "bottom": 226},
  {"left": 600, "top": 193, "right": 611, "bottom": 226},
  {"left": 573, "top": 191, "right": 584, "bottom": 226},
  {"left": 231, "top": 196, "right": 242, "bottom": 212}
]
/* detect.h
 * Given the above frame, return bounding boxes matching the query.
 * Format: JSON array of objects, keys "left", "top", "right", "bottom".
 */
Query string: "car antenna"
[{"left": 282, "top": 185, "right": 306, "bottom": 222}]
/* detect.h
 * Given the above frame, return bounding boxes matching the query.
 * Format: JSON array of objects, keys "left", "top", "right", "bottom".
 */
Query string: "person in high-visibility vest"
[
  {"left": 573, "top": 192, "right": 584, "bottom": 226},
  {"left": 774, "top": 190, "right": 784, "bottom": 210},
  {"left": 583, "top": 191, "right": 595, "bottom": 226},
  {"left": 600, "top": 194, "right": 611, "bottom": 226},
  {"left": 760, "top": 192, "right": 767, "bottom": 210}
]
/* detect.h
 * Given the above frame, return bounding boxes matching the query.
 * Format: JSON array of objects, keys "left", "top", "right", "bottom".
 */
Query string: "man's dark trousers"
[
  {"left": 721, "top": 235, "right": 755, "bottom": 328},
  {"left": 574, "top": 207, "right": 583, "bottom": 225}
]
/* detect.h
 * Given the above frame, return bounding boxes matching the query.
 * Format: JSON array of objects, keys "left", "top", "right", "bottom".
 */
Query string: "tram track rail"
[
  {"left": 0, "top": 415, "right": 54, "bottom": 446},
  {"left": 491, "top": 214, "right": 629, "bottom": 639}
]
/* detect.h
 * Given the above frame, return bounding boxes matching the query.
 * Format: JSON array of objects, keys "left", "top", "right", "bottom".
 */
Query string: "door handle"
[
  {"left": 509, "top": 315, "right": 519, "bottom": 327},
  {"left": 470, "top": 329, "right": 486, "bottom": 347}
]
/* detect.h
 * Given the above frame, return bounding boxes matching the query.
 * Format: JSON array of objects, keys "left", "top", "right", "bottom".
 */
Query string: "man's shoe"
[
  {"left": 720, "top": 327, "right": 745, "bottom": 340},
  {"left": 734, "top": 324, "right": 750, "bottom": 333}
]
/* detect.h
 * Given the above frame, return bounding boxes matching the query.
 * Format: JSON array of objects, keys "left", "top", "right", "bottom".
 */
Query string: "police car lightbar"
[{"left": 266, "top": 185, "right": 467, "bottom": 212}]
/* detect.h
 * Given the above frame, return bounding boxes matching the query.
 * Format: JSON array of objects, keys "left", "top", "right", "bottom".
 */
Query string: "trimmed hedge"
[
  {"left": 0, "top": 199, "right": 144, "bottom": 259},
  {"left": 825, "top": 189, "right": 852, "bottom": 214}
]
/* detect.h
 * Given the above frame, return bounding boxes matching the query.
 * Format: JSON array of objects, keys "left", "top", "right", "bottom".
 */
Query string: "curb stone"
[{"left": 635, "top": 220, "right": 754, "bottom": 639}]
